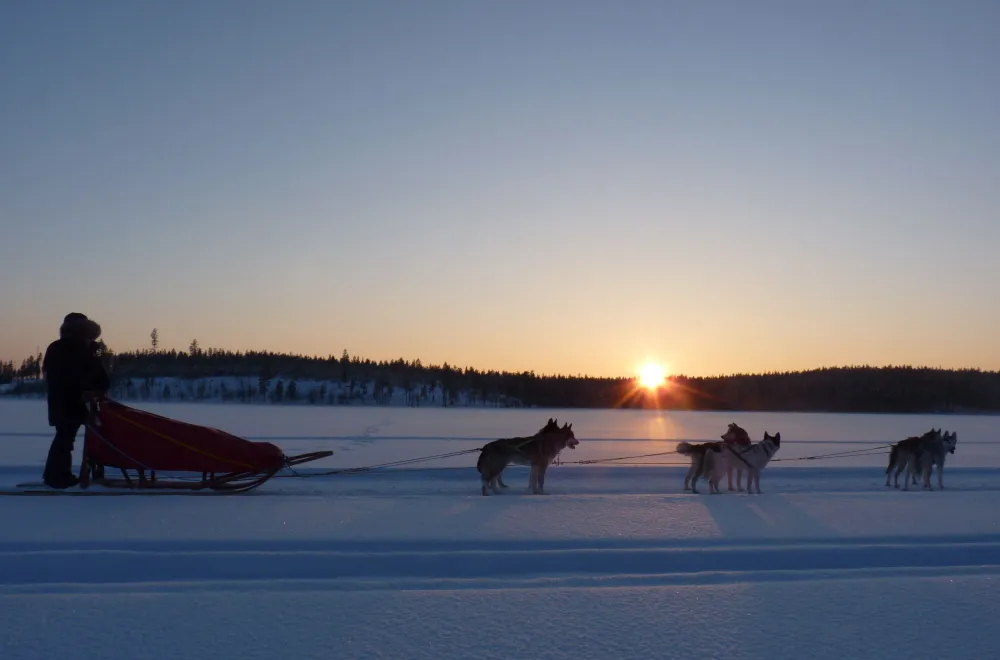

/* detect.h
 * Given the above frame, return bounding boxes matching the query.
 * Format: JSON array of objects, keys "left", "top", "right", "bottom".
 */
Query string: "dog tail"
[{"left": 676, "top": 441, "right": 694, "bottom": 455}]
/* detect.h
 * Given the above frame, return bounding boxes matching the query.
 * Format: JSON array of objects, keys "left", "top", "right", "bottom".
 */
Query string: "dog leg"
[
  {"left": 537, "top": 463, "right": 549, "bottom": 494},
  {"left": 533, "top": 463, "right": 544, "bottom": 494},
  {"left": 902, "top": 461, "right": 914, "bottom": 491},
  {"left": 497, "top": 471, "right": 509, "bottom": 488},
  {"left": 727, "top": 465, "right": 734, "bottom": 491},
  {"left": 938, "top": 462, "right": 944, "bottom": 490}
]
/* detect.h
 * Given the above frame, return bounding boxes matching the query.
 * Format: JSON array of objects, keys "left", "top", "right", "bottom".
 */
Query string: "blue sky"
[{"left": 2, "top": 0, "right": 999, "bottom": 378}]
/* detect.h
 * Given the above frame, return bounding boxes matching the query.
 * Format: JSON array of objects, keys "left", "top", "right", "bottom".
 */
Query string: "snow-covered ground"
[{"left": 2, "top": 400, "right": 1000, "bottom": 659}]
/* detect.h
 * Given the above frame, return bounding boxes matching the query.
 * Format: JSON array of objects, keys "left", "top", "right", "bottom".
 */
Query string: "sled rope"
[
  {"left": 560, "top": 442, "right": 895, "bottom": 466},
  {"left": 771, "top": 444, "right": 895, "bottom": 462},
  {"left": 560, "top": 450, "right": 682, "bottom": 465},
  {"left": 274, "top": 442, "right": 897, "bottom": 478},
  {"left": 275, "top": 447, "right": 484, "bottom": 478}
]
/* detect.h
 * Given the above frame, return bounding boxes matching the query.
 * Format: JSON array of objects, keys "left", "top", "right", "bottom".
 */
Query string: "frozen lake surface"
[{"left": 2, "top": 399, "right": 999, "bottom": 659}]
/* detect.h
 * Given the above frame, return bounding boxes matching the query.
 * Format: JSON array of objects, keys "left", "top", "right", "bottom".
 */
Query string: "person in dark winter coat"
[{"left": 41, "top": 313, "right": 110, "bottom": 488}]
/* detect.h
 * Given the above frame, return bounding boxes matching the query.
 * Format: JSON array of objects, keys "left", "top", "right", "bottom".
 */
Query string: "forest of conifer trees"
[{"left": 3, "top": 333, "right": 1000, "bottom": 413}]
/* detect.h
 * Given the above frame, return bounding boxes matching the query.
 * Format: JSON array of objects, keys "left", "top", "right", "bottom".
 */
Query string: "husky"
[
  {"left": 915, "top": 430, "right": 957, "bottom": 490},
  {"left": 720, "top": 422, "right": 752, "bottom": 491},
  {"left": 675, "top": 422, "right": 751, "bottom": 492},
  {"left": 675, "top": 441, "right": 722, "bottom": 492},
  {"left": 678, "top": 442, "right": 732, "bottom": 494},
  {"left": 476, "top": 418, "right": 579, "bottom": 495},
  {"left": 884, "top": 429, "right": 950, "bottom": 490},
  {"left": 885, "top": 429, "right": 957, "bottom": 491},
  {"left": 729, "top": 431, "right": 781, "bottom": 494}
]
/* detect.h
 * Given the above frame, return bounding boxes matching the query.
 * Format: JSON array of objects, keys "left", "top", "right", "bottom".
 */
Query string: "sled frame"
[
  {"left": 74, "top": 396, "right": 333, "bottom": 494},
  {"left": 78, "top": 450, "right": 333, "bottom": 494}
]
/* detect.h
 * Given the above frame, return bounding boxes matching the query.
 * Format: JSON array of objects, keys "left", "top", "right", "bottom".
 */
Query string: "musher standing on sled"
[{"left": 41, "top": 313, "right": 109, "bottom": 488}]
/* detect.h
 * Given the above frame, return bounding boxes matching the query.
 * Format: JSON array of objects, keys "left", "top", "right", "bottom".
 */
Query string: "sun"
[{"left": 638, "top": 363, "right": 668, "bottom": 389}]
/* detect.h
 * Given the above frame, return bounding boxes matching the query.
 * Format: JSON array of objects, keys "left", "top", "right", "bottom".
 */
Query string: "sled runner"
[{"left": 71, "top": 397, "right": 332, "bottom": 493}]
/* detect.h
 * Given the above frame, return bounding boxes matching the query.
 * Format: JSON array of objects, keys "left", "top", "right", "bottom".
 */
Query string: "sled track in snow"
[{"left": 3, "top": 534, "right": 1000, "bottom": 594}]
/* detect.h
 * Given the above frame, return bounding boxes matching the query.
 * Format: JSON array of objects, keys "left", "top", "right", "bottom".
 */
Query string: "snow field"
[{"left": 1, "top": 399, "right": 999, "bottom": 659}]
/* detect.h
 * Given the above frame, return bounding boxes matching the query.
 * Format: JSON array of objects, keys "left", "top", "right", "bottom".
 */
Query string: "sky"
[{"left": 2, "top": 0, "right": 999, "bottom": 379}]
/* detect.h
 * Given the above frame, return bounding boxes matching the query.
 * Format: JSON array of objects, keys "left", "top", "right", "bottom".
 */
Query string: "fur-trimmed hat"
[{"left": 60, "top": 313, "right": 102, "bottom": 342}]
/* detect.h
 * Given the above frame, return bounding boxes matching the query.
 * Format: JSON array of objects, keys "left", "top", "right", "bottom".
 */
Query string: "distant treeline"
[{"left": 3, "top": 339, "right": 1000, "bottom": 413}]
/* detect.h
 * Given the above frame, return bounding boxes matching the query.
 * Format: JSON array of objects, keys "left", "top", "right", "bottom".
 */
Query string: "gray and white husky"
[
  {"left": 917, "top": 430, "right": 957, "bottom": 490},
  {"left": 476, "top": 419, "right": 579, "bottom": 495},
  {"left": 884, "top": 429, "right": 957, "bottom": 491},
  {"left": 731, "top": 431, "right": 781, "bottom": 494}
]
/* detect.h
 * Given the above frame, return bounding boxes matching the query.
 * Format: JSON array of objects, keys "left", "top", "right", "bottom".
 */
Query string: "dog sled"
[{"left": 67, "top": 397, "right": 332, "bottom": 494}]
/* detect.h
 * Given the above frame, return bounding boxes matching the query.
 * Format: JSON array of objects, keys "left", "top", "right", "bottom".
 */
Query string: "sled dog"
[
  {"left": 675, "top": 422, "right": 752, "bottom": 492},
  {"left": 675, "top": 441, "right": 731, "bottom": 494},
  {"left": 730, "top": 431, "right": 781, "bottom": 494},
  {"left": 720, "top": 422, "right": 752, "bottom": 491},
  {"left": 476, "top": 418, "right": 579, "bottom": 495},
  {"left": 884, "top": 428, "right": 942, "bottom": 490},
  {"left": 916, "top": 430, "right": 957, "bottom": 490},
  {"left": 885, "top": 429, "right": 956, "bottom": 491},
  {"left": 675, "top": 441, "right": 721, "bottom": 492},
  {"left": 883, "top": 429, "right": 932, "bottom": 489}
]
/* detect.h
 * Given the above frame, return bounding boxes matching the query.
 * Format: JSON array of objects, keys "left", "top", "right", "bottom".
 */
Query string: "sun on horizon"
[{"left": 638, "top": 362, "right": 668, "bottom": 389}]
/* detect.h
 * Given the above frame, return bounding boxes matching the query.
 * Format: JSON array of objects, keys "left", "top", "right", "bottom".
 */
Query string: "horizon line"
[{"left": 3, "top": 342, "right": 997, "bottom": 381}]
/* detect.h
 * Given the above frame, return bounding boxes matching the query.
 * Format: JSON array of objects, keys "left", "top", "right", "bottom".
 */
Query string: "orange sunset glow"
[{"left": 638, "top": 363, "right": 668, "bottom": 389}]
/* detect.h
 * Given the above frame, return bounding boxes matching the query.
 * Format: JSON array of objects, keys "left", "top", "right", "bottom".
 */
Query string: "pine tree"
[{"left": 150, "top": 328, "right": 159, "bottom": 353}]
